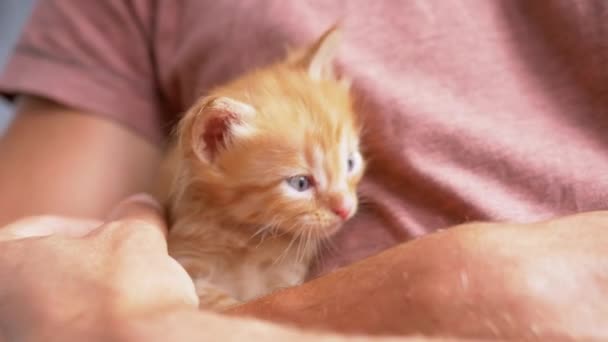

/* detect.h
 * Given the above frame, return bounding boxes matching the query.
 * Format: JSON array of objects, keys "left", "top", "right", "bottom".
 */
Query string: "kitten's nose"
[
  {"left": 328, "top": 194, "right": 353, "bottom": 220},
  {"left": 332, "top": 206, "right": 351, "bottom": 220}
]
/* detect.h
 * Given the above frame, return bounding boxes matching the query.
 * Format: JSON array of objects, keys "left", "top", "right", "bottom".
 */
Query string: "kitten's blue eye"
[
  {"left": 286, "top": 175, "right": 313, "bottom": 192},
  {"left": 347, "top": 155, "right": 355, "bottom": 172}
]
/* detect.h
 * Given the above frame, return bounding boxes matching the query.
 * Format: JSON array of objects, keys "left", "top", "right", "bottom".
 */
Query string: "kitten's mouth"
[{"left": 305, "top": 221, "right": 344, "bottom": 240}]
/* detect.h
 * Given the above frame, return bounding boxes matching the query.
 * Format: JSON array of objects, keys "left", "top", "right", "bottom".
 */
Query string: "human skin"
[
  {"left": 228, "top": 212, "right": 608, "bottom": 340},
  {"left": 0, "top": 194, "right": 478, "bottom": 342},
  {"left": 1, "top": 195, "right": 608, "bottom": 341},
  {"left": 0, "top": 195, "right": 197, "bottom": 341},
  {"left": 0, "top": 96, "right": 162, "bottom": 226}
]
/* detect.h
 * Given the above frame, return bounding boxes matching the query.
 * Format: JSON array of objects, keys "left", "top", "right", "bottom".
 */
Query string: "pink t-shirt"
[{"left": 2, "top": 0, "right": 608, "bottom": 278}]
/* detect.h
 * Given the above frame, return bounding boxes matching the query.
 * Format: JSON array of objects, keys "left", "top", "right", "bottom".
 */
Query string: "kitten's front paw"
[
  {"left": 198, "top": 292, "right": 241, "bottom": 311},
  {"left": 194, "top": 279, "right": 241, "bottom": 311}
]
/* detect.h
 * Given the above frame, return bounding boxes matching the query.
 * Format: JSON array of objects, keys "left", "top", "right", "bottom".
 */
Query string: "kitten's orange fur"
[{"left": 158, "top": 25, "right": 365, "bottom": 310}]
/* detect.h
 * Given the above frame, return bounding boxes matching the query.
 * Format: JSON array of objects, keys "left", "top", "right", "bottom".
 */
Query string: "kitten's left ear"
[
  {"left": 182, "top": 96, "right": 257, "bottom": 164},
  {"left": 289, "top": 23, "right": 343, "bottom": 81}
]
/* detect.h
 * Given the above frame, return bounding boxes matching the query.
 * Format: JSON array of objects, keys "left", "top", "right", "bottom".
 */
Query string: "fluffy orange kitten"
[{"left": 158, "top": 25, "right": 365, "bottom": 310}]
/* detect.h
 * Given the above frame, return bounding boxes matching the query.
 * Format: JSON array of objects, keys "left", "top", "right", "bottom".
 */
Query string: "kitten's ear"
[
  {"left": 183, "top": 96, "right": 257, "bottom": 163},
  {"left": 289, "top": 23, "right": 342, "bottom": 81}
]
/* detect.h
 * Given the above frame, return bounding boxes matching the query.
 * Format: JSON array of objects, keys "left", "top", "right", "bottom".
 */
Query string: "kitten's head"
[{"left": 176, "top": 25, "right": 365, "bottom": 240}]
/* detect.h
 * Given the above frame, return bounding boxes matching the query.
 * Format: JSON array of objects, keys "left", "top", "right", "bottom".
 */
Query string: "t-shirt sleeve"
[{"left": 0, "top": 0, "right": 164, "bottom": 143}]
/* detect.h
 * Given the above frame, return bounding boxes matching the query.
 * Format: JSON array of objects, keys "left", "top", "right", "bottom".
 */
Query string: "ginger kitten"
[{"left": 159, "top": 25, "right": 365, "bottom": 310}]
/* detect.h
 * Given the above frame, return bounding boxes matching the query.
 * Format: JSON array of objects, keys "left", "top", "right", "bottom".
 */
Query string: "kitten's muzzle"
[
  {"left": 327, "top": 193, "right": 355, "bottom": 221},
  {"left": 331, "top": 203, "right": 353, "bottom": 220}
]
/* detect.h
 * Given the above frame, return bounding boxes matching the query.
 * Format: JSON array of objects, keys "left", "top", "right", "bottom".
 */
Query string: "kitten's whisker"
[
  {"left": 313, "top": 240, "right": 323, "bottom": 268},
  {"left": 267, "top": 217, "right": 286, "bottom": 238},
  {"left": 251, "top": 225, "right": 269, "bottom": 240},
  {"left": 251, "top": 226, "right": 271, "bottom": 248},
  {"left": 295, "top": 226, "right": 314, "bottom": 264},
  {"left": 356, "top": 196, "right": 374, "bottom": 206},
  {"left": 273, "top": 218, "right": 288, "bottom": 238},
  {"left": 257, "top": 230, "right": 271, "bottom": 248},
  {"left": 302, "top": 228, "right": 310, "bottom": 263},
  {"left": 276, "top": 218, "right": 296, "bottom": 236},
  {"left": 302, "top": 228, "right": 309, "bottom": 264},
  {"left": 274, "top": 223, "right": 299, "bottom": 265},
  {"left": 295, "top": 229, "right": 305, "bottom": 264},
  {"left": 305, "top": 227, "right": 314, "bottom": 264},
  {"left": 273, "top": 227, "right": 282, "bottom": 238},
  {"left": 313, "top": 233, "right": 336, "bottom": 271},
  {"left": 251, "top": 216, "right": 286, "bottom": 248},
  {"left": 356, "top": 198, "right": 371, "bottom": 205}
]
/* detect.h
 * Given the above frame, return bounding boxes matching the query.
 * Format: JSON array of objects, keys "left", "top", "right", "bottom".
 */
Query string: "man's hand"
[
  {"left": 0, "top": 194, "right": 198, "bottom": 341},
  {"left": 0, "top": 195, "right": 473, "bottom": 342}
]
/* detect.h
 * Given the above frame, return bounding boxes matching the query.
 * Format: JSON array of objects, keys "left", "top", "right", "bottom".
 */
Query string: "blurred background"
[{"left": 0, "top": 0, "right": 35, "bottom": 135}]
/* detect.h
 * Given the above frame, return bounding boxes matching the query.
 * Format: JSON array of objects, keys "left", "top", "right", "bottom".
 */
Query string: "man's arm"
[
  {"left": 1, "top": 193, "right": 607, "bottom": 340},
  {"left": 227, "top": 213, "right": 608, "bottom": 340},
  {"left": 0, "top": 197, "right": 487, "bottom": 342},
  {"left": 0, "top": 95, "right": 162, "bottom": 225}
]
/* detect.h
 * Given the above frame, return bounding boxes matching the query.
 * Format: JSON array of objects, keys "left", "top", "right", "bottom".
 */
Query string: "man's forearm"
[
  {"left": 226, "top": 218, "right": 608, "bottom": 340},
  {"left": 0, "top": 96, "right": 161, "bottom": 225},
  {"left": 115, "top": 308, "right": 486, "bottom": 342},
  {"left": 225, "top": 232, "right": 461, "bottom": 336}
]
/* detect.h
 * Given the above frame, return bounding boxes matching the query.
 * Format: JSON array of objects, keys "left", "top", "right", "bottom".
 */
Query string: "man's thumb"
[{"left": 105, "top": 193, "right": 168, "bottom": 238}]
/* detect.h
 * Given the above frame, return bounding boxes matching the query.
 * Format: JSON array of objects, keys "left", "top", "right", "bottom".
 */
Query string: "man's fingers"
[
  {"left": 98, "top": 193, "right": 170, "bottom": 253},
  {"left": 101, "top": 194, "right": 199, "bottom": 309},
  {"left": 0, "top": 193, "right": 165, "bottom": 242},
  {"left": 106, "top": 193, "right": 168, "bottom": 236},
  {"left": 0, "top": 216, "right": 102, "bottom": 241}
]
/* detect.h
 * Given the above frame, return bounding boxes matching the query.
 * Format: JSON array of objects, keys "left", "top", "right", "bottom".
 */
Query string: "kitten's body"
[
  {"left": 158, "top": 26, "right": 365, "bottom": 310},
  {"left": 169, "top": 213, "right": 311, "bottom": 307}
]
